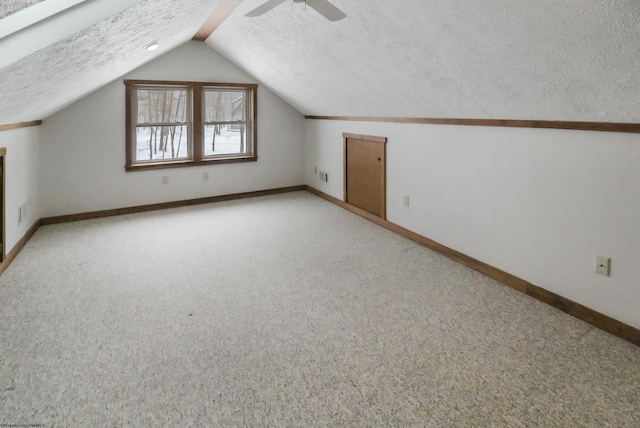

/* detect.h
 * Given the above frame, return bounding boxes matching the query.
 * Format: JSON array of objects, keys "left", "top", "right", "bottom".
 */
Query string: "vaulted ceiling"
[
  {"left": 0, "top": 0, "right": 219, "bottom": 124},
  {"left": 210, "top": 0, "right": 640, "bottom": 122},
  {"left": 1, "top": 0, "right": 640, "bottom": 125},
  {"left": 0, "top": 0, "right": 45, "bottom": 19}
]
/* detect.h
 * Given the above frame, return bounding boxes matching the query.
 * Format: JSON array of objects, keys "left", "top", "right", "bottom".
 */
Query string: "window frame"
[{"left": 125, "top": 79, "right": 258, "bottom": 171}]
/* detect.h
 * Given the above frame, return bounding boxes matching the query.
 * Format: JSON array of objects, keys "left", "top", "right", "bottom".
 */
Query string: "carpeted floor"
[{"left": 0, "top": 191, "right": 639, "bottom": 427}]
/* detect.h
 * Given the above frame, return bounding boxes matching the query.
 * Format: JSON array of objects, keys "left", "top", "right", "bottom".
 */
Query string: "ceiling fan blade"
[
  {"left": 306, "top": 0, "right": 346, "bottom": 21},
  {"left": 245, "top": 0, "right": 287, "bottom": 17}
]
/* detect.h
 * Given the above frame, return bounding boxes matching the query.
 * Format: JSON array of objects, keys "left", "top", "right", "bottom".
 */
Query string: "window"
[{"left": 125, "top": 80, "right": 257, "bottom": 171}]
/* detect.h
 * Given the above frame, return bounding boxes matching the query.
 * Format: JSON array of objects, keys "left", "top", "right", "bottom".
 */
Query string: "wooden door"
[
  {"left": 344, "top": 133, "right": 387, "bottom": 219},
  {"left": 0, "top": 148, "right": 5, "bottom": 262}
]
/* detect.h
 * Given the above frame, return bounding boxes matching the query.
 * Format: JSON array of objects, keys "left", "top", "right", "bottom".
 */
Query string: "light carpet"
[{"left": 0, "top": 191, "right": 639, "bottom": 427}]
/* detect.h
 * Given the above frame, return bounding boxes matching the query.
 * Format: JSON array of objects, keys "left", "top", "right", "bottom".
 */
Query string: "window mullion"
[
  {"left": 124, "top": 80, "right": 257, "bottom": 170},
  {"left": 126, "top": 83, "right": 135, "bottom": 167},
  {"left": 250, "top": 87, "right": 256, "bottom": 157},
  {"left": 192, "top": 84, "right": 203, "bottom": 162}
]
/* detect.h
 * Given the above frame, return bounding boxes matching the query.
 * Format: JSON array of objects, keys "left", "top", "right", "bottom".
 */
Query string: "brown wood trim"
[
  {"left": 125, "top": 156, "right": 258, "bottom": 172},
  {"left": 125, "top": 80, "right": 257, "bottom": 90},
  {"left": 0, "top": 121, "right": 43, "bottom": 132},
  {"left": 0, "top": 148, "right": 5, "bottom": 262},
  {"left": 192, "top": 84, "right": 203, "bottom": 162},
  {"left": 381, "top": 144, "right": 386, "bottom": 220},
  {"left": 304, "top": 185, "right": 640, "bottom": 347},
  {"left": 0, "top": 186, "right": 304, "bottom": 278},
  {"left": 307, "top": 116, "right": 640, "bottom": 134},
  {"left": 125, "top": 83, "right": 134, "bottom": 167},
  {"left": 342, "top": 133, "right": 387, "bottom": 144},
  {"left": 124, "top": 80, "right": 258, "bottom": 170},
  {"left": 343, "top": 138, "right": 347, "bottom": 209},
  {"left": 41, "top": 185, "right": 305, "bottom": 225},
  {"left": 0, "top": 219, "right": 41, "bottom": 276},
  {"left": 193, "top": 0, "right": 244, "bottom": 41},
  {"left": 252, "top": 86, "right": 258, "bottom": 158}
]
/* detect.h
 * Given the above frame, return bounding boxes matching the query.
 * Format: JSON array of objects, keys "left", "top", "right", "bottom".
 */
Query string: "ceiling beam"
[
  {"left": 0, "top": 120, "right": 42, "bottom": 132},
  {"left": 193, "top": 0, "right": 244, "bottom": 42}
]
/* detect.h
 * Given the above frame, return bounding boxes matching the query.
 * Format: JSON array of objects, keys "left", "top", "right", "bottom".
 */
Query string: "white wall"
[
  {"left": 0, "top": 126, "right": 40, "bottom": 251},
  {"left": 40, "top": 41, "right": 305, "bottom": 217},
  {"left": 306, "top": 119, "right": 640, "bottom": 330}
]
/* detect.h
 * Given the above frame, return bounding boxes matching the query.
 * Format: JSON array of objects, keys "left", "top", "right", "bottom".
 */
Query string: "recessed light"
[{"left": 144, "top": 41, "right": 159, "bottom": 51}]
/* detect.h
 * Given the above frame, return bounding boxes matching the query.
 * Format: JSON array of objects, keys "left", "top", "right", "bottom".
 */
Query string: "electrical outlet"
[
  {"left": 162, "top": 176, "right": 169, "bottom": 185},
  {"left": 403, "top": 196, "right": 410, "bottom": 207},
  {"left": 595, "top": 255, "right": 611, "bottom": 277},
  {"left": 319, "top": 171, "right": 328, "bottom": 182},
  {"left": 203, "top": 172, "right": 209, "bottom": 181}
]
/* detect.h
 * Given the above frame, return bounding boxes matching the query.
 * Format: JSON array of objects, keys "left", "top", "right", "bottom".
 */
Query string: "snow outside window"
[{"left": 125, "top": 80, "right": 257, "bottom": 171}]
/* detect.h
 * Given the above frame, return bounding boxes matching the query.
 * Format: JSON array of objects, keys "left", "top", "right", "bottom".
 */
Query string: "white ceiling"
[
  {"left": 0, "top": 0, "right": 219, "bottom": 124},
  {"left": 1, "top": 0, "right": 640, "bottom": 124},
  {"left": 0, "top": 0, "right": 45, "bottom": 19},
  {"left": 208, "top": 0, "right": 640, "bottom": 121},
  {"left": 0, "top": 0, "right": 149, "bottom": 69}
]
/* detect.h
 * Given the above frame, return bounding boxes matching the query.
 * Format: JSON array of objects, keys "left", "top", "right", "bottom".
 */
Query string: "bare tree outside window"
[
  {"left": 125, "top": 80, "right": 257, "bottom": 171},
  {"left": 204, "top": 90, "right": 248, "bottom": 157},
  {"left": 135, "top": 88, "right": 189, "bottom": 162}
]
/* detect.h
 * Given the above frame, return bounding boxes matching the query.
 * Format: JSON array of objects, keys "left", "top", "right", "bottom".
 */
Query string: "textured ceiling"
[
  {"left": 208, "top": 0, "right": 640, "bottom": 121},
  {"left": 2, "top": 0, "right": 640, "bottom": 124},
  {"left": 0, "top": 0, "right": 45, "bottom": 19},
  {"left": 0, "top": 0, "right": 219, "bottom": 124}
]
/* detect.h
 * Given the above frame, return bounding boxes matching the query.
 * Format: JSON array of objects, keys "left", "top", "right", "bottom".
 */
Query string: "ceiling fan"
[{"left": 246, "top": 0, "right": 346, "bottom": 22}]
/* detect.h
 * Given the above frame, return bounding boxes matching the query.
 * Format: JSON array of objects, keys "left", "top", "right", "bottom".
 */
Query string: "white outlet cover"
[{"left": 596, "top": 255, "right": 611, "bottom": 277}]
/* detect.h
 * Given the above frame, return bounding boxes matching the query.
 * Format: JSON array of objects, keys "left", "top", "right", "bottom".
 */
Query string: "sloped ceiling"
[
  {"left": 1, "top": 0, "right": 640, "bottom": 124},
  {"left": 0, "top": 0, "right": 219, "bottom": 124},
  {"left": 0, "top": 0, "right": 45, "bottom": 19},
  {"left": 208, "top": 0, "right": 640, "bottom": 122}
]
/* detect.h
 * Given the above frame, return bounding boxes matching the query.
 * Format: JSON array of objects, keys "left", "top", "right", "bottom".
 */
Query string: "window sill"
[{"left": 125, "top": 156, "right": 258, "bottom": 172}]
